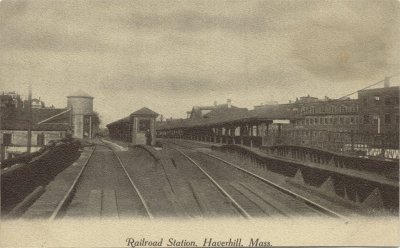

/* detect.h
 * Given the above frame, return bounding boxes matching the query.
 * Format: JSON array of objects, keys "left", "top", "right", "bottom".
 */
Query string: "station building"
[
  {"left": 107, "top": 107, "right": 159, "bottom": 145},
  {"left": 0, "top": 92, "right": 71, "bottom": 160}
]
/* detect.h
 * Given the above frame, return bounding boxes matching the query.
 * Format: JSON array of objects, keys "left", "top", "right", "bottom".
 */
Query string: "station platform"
[{"left": 165, "top": 139, "right": 398, "bottom": 188}]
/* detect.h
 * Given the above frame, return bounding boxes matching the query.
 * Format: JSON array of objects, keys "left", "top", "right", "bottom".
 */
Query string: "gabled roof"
[
  {"left": 31, "top": 108, "right": 70, "bottom": 124},
  {"left": 107, "top": 107, "right": 159, "bottom": 127},
  {"left": 156, "top": 104, "right": 299, "bottom": 131},
  {"left": 131, "top": 107, "right": 159, "bottom": 116},
  {"left": 106, "top": 116, "right": 131, "bottom": 127},
  {"left": 67, "top": 90, "right": 93, "bottom": 98},
  {"left": 189, "top": 103, "right": 238, "bottom": 119},
  {"left": 249, "top": 105, "right": 298, "bottom": 120},
  {"left": 1, "top": 108, "right": 71, "bottom": 131}
]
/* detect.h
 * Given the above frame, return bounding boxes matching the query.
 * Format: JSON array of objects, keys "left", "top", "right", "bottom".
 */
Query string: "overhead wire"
[{"left": 295, "top": 73, "right": 400, "bottom": 116}]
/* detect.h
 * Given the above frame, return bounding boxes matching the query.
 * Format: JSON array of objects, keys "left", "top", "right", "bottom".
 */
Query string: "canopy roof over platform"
[{"left": 157, "top": 105, "right": 299, "bottom": 130}]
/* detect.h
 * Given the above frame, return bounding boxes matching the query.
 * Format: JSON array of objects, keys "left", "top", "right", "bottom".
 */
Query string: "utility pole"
[
  {"left": 89, "top": 115, "right": 92, "bottom": 138},
  {"left": 0, "top": 92, "right": 3, "bottom": 162},
  {"left": 27, "top": 83, "right": 32, "bottom": 153}
]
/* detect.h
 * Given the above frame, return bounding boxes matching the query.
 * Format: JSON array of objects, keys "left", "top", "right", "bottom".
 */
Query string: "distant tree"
[{"left": 92, "top": 111, "right": 101, "bottom": 126}]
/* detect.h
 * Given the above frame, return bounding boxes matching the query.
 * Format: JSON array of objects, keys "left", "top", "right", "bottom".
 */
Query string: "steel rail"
[
  {"left": 199, "top": 150, "right": 347, "bottom": 219},
  {"left": 173, "top": 147, "right": 251, "bottom": 219},
  {"left": 50, "top": 140, "right": 154, "bottom": 220},
  {"left": 49, "top": 145, "right": 96, "bottom": 221},
  {"left": 109, "top": 145, "right": 154, "bottom": 219}
]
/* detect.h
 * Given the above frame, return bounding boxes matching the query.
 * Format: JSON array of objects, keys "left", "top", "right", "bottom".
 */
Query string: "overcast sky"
[{"left": 1, "top": 0, "right": 399, "bottom": 126}]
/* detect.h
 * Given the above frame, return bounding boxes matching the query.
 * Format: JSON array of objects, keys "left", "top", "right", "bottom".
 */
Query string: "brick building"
[
  {"left": 358, "top": 86, "right": 399, "bottom": 135},
  {"left": 289, "top": 98, "right": 360, "bottom": 132}
]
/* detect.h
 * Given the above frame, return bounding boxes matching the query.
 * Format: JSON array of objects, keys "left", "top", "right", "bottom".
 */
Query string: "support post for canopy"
[{"left": 261, "top": 122, "right": 266, "bottom": 146}]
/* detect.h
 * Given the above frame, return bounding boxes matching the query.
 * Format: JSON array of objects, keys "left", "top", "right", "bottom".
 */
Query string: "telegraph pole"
[
  {"left": 27, "top": 83, "right": 32, "bottom": 153},
  {"left": 0, "top": 92, "right": 3, "bottom": 162}
]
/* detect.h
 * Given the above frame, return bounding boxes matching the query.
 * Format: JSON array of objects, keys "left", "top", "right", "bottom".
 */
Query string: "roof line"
[{"left": 36, "top": 108, "right": 71, "bottom": 124}]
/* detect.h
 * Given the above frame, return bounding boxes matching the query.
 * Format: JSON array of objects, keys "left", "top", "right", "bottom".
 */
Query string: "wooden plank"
[
  {"left": 230, "top": 182, "right": 283, "bottom": 217},
  {"left": 240, "top": 183, "right": 295, "bottom": 216},
  {"left": 163, "top": 187, "right": 189, "bottom": 217},
  {"left": 189, "top": 181, "right": 218, "bottom": 217},
  {"left": 101, "top": 189, "right": 119, "bottom": 219},
  {"left": 85, "top": 189, "right": 102, "bottom": 218}
]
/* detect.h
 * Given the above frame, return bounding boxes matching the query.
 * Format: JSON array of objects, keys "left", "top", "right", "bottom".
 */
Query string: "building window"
[
  {"left": 3, "top": 133, "right": 12, "bottom": 145},
  {"left": 364, "top": 115, "right": 370, "bottom": 124},
  {"left": 363, "top": 98, "right": 367, "bottom": 106},
  {"left": 315, "top": 118, "right": 318, "bottom": 124},
  {"left": 396, "top": 115, "right": 399, "bottom": 124},
  {"left": 374, "top": 95, "right": 380, "bottom": 104},
  {"left": 310, "top": 118, "right": 314, "bottom": 125},
  {"left": 339, "top": 117, "right": 344, "bottom": 124},
  {"left": 385, "top": 114, "right": 391, "bottom": 124},
  {"left": 37, "top": 133, "right": 45, "bottom": 146},
  {"left": 385, "top": 97, "right": 392, "bottom": 105},
  {"left": 333, "top": 118, "right": 337, "bottom": 124},
  {"left": 350, "top": 117, "right": 354, "bottom": 124},
  {"left": 138, "top": 119, "right": 151, "bottom": 132},
  {"left": 329, "top": 118, "right": 332, "bottom": 124}
]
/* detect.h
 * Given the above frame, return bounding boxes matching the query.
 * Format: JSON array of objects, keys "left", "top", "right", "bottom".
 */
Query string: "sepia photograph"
[{"left": 0, "top": 0, "right": 399, "bottom": 247}]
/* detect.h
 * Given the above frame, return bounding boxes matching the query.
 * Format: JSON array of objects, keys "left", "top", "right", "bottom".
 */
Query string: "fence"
[{"left": 263, "top": 129, "right": 399, "bottom": 159}]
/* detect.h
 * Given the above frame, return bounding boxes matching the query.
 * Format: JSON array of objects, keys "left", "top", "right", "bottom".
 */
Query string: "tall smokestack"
[{"left": 227, "top": 99, "right": 232, "bottom": 108}]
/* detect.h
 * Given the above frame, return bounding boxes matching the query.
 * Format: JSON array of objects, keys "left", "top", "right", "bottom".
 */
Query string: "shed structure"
[{"left": 107, "top": 107, "right": 159, "bottom": 146}]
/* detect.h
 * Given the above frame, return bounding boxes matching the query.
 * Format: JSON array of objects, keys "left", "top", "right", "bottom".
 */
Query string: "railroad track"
[
  {"left": 165, "top": 141, "right": 346, "bottom": 219},
  {"left": 49, "top": 141, "right": 152, "bottom": 220}
]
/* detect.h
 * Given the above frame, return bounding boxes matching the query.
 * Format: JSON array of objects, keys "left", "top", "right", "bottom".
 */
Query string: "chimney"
[
  {"left": 214, "top": 101, "right": 217, "bottom": 106},
  {"left": 384, "top": 76, "right": 390, "bottom": 88},
  {"left": 227, "top": 99, "right": 232, "bottom": 108},
  {"left": 160, "top": 114, "right": 164, "bottom": 122}
]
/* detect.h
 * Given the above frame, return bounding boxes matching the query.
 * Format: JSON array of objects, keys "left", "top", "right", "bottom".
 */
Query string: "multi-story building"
[
  {"left": 358, "top": 85, "right": 399, "bottom": 135},
  {"left": 290, "top": 97, "right": 360, "bottom": 132},
  {"left": 187, "top": 99, "right": 235, "bottom": 119}
]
